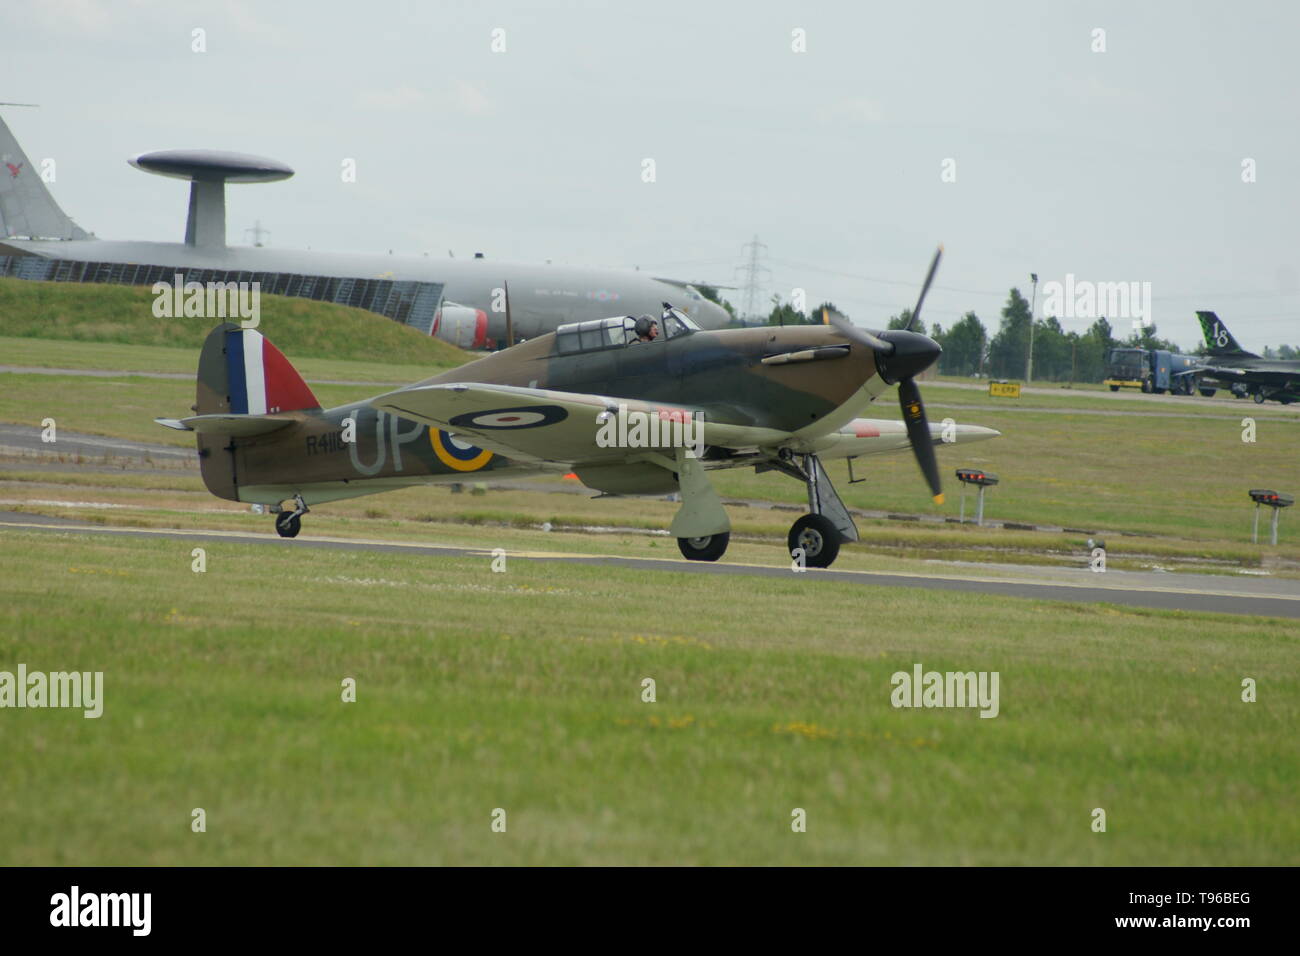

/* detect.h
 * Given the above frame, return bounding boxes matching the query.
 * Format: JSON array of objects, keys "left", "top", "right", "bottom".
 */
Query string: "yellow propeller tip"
[{"left": 933, "top": 494, "right": 945, "bottom": 505}]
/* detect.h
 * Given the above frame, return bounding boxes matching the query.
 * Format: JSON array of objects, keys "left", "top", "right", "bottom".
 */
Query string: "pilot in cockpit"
[{"left": 632, "top": 315, "right": 659, "bottom": 343}]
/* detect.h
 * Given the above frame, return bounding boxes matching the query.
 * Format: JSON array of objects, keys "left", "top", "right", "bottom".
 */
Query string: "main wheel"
[
  {"left": 1108, "top": 385, "right": 1119, "bottom": 392},
  {"left": 1254, "top": 392, "right": 1266, "bottom": 405},
  {"left": 677, "top": 532, "right": 729, "bottom": 562},
  {"left": 275, "top": 512, "right": 302, "bottom": 538},
  {"left": 788, "top": 513, "right": 841, "bottom": 569},
  {"left": 1199, "top": 387, "right": 1216, "bottom": 398}
]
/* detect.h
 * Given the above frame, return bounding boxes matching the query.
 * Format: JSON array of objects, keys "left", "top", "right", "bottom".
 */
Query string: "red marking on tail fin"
[{"left": 261, "top": 338, "right": 319, "bottom": 413}]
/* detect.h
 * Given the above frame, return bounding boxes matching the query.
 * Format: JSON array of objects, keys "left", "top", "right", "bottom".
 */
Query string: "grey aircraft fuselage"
[
  {"left": 0, "top": 117, "right": 730, "bottom": 345},
  {"left": 0, "top": 236, "right": 731, "bottom": 343}
]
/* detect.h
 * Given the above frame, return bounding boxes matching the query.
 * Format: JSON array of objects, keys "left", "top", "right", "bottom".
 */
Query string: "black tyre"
[
  {"left": 275, "top": 512, "right": 301, "bottom": 538},
  {"left": 1254, "top": 392, "right": 1266, "bottom": 405},
  {"left": 677, "top": 532, "right": 729, "bottom": 562},
  {"left": 1108, "top": 385, "right": 1119, "bottom": 392},
  {"left": 1199, "top": 388, "right": 1216, "bottom": 398},
  {"left": 788, "top": 513, "right": 841, "bottom": 569}
]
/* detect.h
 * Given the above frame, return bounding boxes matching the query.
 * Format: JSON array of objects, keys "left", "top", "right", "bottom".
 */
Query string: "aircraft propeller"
[{"left": 825, "top": 247, "right": 946, "bottom": 504}]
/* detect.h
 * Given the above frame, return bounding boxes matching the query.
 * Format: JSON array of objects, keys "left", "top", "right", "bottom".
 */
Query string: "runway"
[
  {"left": 3, "top": 511, "right": 1297, "bottom": 619},
  {"left": 0, "top": 422, "right": 192, "bottom": 463}
]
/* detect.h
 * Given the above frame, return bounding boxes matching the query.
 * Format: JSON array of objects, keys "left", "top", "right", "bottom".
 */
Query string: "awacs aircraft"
[
  {"left": 0, "top": 111, "right": 730, "bottom": 346},
  {"left": 158, "top": 249, "right": 999, "bottom": 568},
  {"left": 1194, "top": 311, "right": 1300, "bottom": 404}
]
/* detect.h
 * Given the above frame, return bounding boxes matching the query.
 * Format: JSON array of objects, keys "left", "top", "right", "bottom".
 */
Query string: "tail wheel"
[
  {"left": 788, "top": 513, "right": 841, "bottom": 569},
  {"left": 677, "top": 532, "right": 729, "bottom": 562},
  {"left": 275, "top": 512, "right": 301, "bottom": 538}
]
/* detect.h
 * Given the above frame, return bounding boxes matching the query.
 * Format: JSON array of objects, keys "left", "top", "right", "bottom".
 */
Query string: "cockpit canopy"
[{"left": 554, "top": 307, "right": 700, "bottom": 356}]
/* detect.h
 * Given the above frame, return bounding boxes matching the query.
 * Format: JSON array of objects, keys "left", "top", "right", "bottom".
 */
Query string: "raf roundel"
[
  {"left": 447, "top": 405, "right": 569, "bottom": 430},
  {"left": 430, "top": 429, "right": 493, "bottom": 472}
]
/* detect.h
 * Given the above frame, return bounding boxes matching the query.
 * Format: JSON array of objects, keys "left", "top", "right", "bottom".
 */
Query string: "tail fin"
[
  {"left": 0, "top": 112, "right": 91, "bottom": 240},
  {"left": 156, "top": 324, "right": 320, "bottom": 500},
  {"left": 1196, "top": 310, "right": 1257, "bottom": 357},
  {"left": 198, "top": 323, "right": 320, "bottom": 416}
]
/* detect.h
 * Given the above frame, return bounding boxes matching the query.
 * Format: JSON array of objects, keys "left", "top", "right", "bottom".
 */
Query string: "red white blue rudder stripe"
[{"left": 225, "top": 327, "right": 320, "bottom": 415}]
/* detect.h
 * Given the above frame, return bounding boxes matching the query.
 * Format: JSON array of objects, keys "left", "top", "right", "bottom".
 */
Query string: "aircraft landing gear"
[
  {"left": 788, "top": 513, "right": 840, "bottom": 568},
  {"left": 762, "top": 451, "right": 857, "bottom": 569},
  {"left": 677, "top": 532, "right": 730, "bottom": 562},
  {"left": 1254, "top": 391, "right": 1267, "bottom": 405},
  {"left": 274, "top": 494, "right": 308, "bottom": 538}
]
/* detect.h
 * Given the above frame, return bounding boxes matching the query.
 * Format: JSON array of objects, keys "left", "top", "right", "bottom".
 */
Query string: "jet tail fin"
[
  {"left": 0, "top": 112, "right": 92, "bottom": 240},
  {"left": 1196, "top": 310, "right": 1257, "bottom": 357}
]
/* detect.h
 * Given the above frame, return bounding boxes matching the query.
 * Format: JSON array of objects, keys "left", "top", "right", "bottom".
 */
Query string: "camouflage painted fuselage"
[{"left": 195, "top": 323, "right": 883, "bottom": 506}]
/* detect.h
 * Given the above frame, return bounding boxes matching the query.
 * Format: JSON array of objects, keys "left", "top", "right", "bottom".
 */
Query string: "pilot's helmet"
[{"left": 634, "top": 315, "right": 656, "bottom": 338}]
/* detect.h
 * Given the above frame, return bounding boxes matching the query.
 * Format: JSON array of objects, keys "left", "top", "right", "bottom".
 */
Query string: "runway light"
[
  {"left": 1249, "top": 488, "right": 1293, "bottom": 545},
  {"left": 956, "top": 469, "right": 998, "bottom": 487},
  {"left": 956, "top": 468, "right": 999, "bottom": 526}
]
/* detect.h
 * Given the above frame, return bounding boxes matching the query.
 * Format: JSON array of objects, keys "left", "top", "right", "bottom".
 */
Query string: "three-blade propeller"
[
  {"left": 831, "top": 246, "right": 946, "bottom": 504},
  {"left": 896, "top": 245, "right": 943, "bottom": 504}
]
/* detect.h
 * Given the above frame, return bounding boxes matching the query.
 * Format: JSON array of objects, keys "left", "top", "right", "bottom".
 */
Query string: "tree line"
[{"left": 729, "top": 286, "right": 1296, "bottom": 383}]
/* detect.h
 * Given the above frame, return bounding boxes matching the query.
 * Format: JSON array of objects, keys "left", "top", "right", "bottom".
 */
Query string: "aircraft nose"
[
  {"left": 876, "top": 329, "right": 942, "bottom": 383},
  {"left": 700, "top": 298, "right": 731, "bottom": 329}
]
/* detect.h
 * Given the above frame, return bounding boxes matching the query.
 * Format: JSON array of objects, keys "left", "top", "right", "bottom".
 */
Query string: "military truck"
[{"left": 1104, "top": 348, "right": 1207, "bottom": 395}]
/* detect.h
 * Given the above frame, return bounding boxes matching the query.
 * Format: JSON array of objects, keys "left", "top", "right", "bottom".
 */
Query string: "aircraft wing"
[
  {"left": 1195, "top": 364, "right": 1249, "bottom": 378},
  {"left": 368, "top": 382, "right": 787, "bottom": 464}
]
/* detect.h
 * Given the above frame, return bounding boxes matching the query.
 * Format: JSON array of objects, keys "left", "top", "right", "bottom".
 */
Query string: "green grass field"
[
  {"left": 0, "top": 277, "right": 468, "bottom": 368},
  {"left": 2, "top": 291, "right": 1298, "bottom": 866},
  {"left": 1, "top": 530, "right": 1295, "bottom": 865}
]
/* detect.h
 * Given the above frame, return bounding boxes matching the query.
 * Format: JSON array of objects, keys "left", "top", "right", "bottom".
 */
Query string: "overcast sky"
[{"left": 3, "top": 0, "right": 1298, "bottom": 348}]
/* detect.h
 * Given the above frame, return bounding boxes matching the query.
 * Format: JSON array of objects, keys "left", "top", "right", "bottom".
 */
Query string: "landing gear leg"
[
  {"left": 768, "top": 452, "right": 857, "bottom": 568},
  {"left": 275, "top": 494, "right": 308, "bottom": 538},
  {"left": 646, "top": 447, "right": 731, "bottom": 562}
]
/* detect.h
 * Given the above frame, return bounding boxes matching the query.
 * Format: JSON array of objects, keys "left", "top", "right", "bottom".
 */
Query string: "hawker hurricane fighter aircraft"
[{"left": 159, "top": 249, "right": 999, "bottom": 568}]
